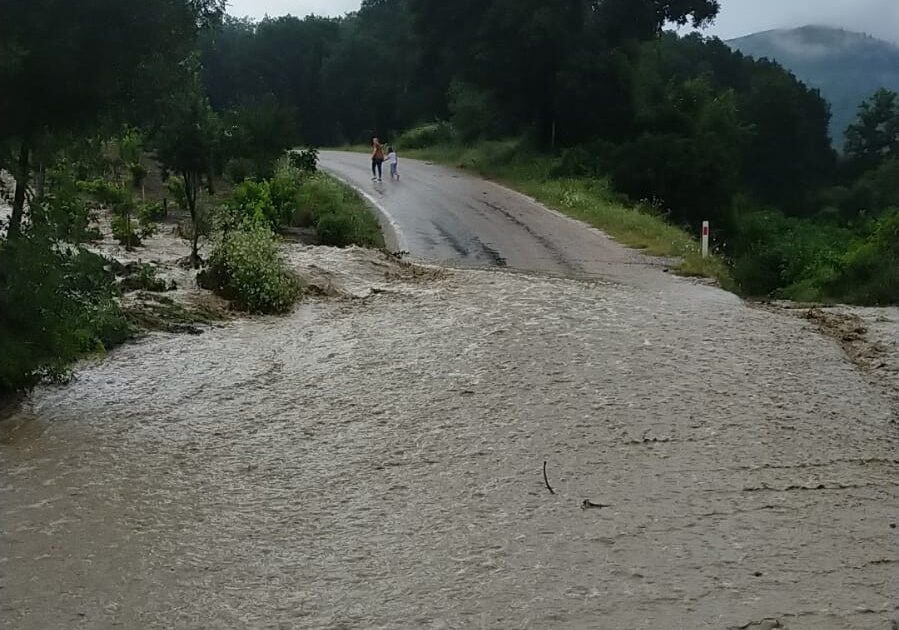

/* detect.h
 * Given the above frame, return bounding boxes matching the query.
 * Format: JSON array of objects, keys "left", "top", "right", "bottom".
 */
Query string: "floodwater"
[{"left": 2, "top": 245, "right": 897, "bottom": 629}]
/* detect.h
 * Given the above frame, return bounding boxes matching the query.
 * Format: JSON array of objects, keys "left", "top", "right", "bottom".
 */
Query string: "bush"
[
  {"left": 288, "top": 147, "right": 319, "bottom": 173},
  {"left": 397, "top": 121, "right": 457, "bottom": 150},
  {"left": 111, "top": 215, "right": 142, "bottom": 248},
  {"left": 295, "top": 174, "right": 384, "bottom": 248},
  {"left": 828, "top": 209, "right": 899, "bottom": 304},
  {"left": 0, "top": 235, "right": 130, "bottom": 394},
  {"left": 294, "top": 174, "right": 345, "bottom": 225},
  {"left": 224, "top": 158, "right": 255, "bottom": 184},
  {"left": 729, "top": 208, "right": 850, "bottom": 299},
  {"left": 316, "top": 212, "right": 356, "bottom": 247},
  {"left": 222, "top": 180, "right": 276, "bottom": 231},
  {"left": 204, "top": 220, "right": 302, "bottom": 314}
]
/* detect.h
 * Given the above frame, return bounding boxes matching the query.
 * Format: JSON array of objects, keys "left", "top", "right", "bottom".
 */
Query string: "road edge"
[{"left": 320, "top": 165, "right": 408, "bottom": 254}]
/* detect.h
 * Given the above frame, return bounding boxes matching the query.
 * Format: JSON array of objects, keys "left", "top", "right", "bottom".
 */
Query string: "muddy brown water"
[
  {"left": 3, "top": 246, "right": 897, "bottom": 629},
  {"left": 2, "top": 162, "right": 898, "bottom": 628}
]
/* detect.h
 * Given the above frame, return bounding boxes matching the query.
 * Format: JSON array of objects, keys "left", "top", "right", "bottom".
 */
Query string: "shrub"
[
  {"left": 224, "top": 158, "right": 255, "bottom": 184},
  {"left": 316, "top": 212, "right": 356, "bottom": 247},
  {"left": 120, "top": 264, "right": 169, "bottom": 293},
  {"left": 828, "top": 209, "right": 899, "bottom": 304},
  {"left": 294, "top": 174, "right": 345, "bottom": 225},
  {"left": 0, "top": 236, "right": 130, "bottom": 394},
  {"left": 221, "top": 180, "right": 276, "bottom": 231},
  {"left": 288, "top": 147, "right": 319, "bottom": 173},
  {"left": 729, "top": 208, "right": 850, "bottom": 299},
  {"left": 294, "top": 174, "right": 384, "bottom": 247},
  {"left": 205, "top": 220, "right": 302, "bottom": 314},
  {"left": 397, "top": 121, "right": 457, "bottom": 149},
  {"left": 111, "top": 215, "right": 142, "bottom": 248}
]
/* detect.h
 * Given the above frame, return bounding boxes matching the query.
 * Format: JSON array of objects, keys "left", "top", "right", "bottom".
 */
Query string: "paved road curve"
[{"left": 320, "top": 150, "right": 658, "bottom": 282}]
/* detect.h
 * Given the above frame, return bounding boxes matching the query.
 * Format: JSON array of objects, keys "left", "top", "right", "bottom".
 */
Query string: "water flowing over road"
[{"left": 2, "top": 159, "right": 897, "bottom": 629}]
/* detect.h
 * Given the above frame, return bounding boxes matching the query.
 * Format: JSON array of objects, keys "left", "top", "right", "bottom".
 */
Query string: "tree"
[
  {"left": 155, "top": 66, "right": 221, "bottom": 266},
  {"left": 737, "top": 60, "right": 836, "bottom": 213},
  {"left": 844, "top": 89, "right": 899, "bottom": 169},
  {"left": 221, "top": 94, "right": 298, "bottom": 179},
  {"left": 0, "top": 0, "right": 225, "bottom": 237}
]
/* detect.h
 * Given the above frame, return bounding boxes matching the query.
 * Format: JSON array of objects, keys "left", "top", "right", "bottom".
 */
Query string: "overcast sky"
[{"left": 226, "top": 0, "right": 899, "bottom": 43}]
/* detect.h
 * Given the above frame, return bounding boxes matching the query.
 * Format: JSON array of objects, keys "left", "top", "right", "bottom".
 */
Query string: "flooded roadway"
[{"left": 2, "top": 166, "right": 898, "bottom": 629}]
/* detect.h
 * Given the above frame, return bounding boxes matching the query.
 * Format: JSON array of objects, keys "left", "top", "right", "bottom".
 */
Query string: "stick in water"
[{"left": 543, "top": 460, "right": 555, "bottom": 495}]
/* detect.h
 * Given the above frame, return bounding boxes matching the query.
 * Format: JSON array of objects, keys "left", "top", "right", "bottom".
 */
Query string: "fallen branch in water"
[
  {"left": 543, "top": 460, "right": 555, "bottom": 495},
  {"left": 581, "top": 500, "right": 611, "bottom": 510}
]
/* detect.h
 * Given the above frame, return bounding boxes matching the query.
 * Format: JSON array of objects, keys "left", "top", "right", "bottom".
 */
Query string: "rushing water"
[{"left": 2, "top": 247, "right": 897, "bottom": 629}]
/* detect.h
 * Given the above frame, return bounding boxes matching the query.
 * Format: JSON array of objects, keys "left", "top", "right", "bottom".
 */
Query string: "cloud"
[
  {"left": 228, "top": 0, "right": 899, "bottom": 45},
  {"left": 704, "top": 0, "right": 899, "bottom": 43},
  {"left": 227, "top": 0, "right": 359, "bottom": 20}
]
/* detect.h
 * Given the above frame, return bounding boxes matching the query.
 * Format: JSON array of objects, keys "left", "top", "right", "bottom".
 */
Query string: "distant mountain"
[{"left": 727, "top": 26, "right": 899, "bottom": 149}]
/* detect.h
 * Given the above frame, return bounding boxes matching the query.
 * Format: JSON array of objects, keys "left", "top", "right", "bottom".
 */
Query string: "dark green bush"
[
  {"left": 397, "top": 121, "right": 456, "bottom": 149},
  {"left": 827, "top": 209, "right": 899, "bottom": 304},
  {"left": 294, "top": 175, "right": 384, "bottom": 248},
  {"left": 729, "top": 208, "right": 851, "bottom": 300},
  {"left": 316, "top": 212, "right": 356, "bottom": 247},
  {"left": 0, "top": 235, "right": 130, "bottom": 394},
  {"left": 205, "top": 220, "right": 302, "bottom": 314},
  {"left": 288, "top": 147, "right": 319, "bottom": 173},
  {"left": 224, "top": 158, "right": 255, "bottom": 184},
  {"left": 111, "top": 215, "right": 142, "bottom": 248}
]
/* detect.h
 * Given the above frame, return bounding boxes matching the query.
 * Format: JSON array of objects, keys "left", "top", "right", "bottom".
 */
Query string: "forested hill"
[{"left": 727, "top": 26, "right": 899, "bottom": 147}]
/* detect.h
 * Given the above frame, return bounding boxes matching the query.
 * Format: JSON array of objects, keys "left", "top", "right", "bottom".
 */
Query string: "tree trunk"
[
  {"left": 207, "top": 151, "right": 215, "bottom": 195},
  {"left": 35, "top": 162, "right": 46, "bottom": 202},
  {"left": 8, "top": 142, "right": 30, "bottom": 238},
  {"left": 184, "top": 171, "right": 201, "bottom": 268}
]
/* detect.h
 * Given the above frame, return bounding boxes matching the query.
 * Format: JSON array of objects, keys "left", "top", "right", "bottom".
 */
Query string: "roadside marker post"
[{"left": 701, "top": 221, "right": 710, "bottom": 258}]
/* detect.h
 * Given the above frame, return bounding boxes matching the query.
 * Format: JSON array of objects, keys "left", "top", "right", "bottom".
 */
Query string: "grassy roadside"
[{"left": 337, "top": 141, "right": 734, "bottom": 289}]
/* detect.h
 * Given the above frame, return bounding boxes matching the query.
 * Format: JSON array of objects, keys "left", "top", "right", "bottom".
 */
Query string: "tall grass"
[{"left": 401, "top": 139, "right": 734, "bottom": 288}]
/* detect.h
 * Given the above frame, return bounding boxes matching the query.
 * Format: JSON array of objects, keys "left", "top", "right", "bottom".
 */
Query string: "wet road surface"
[{"left": 319, "top": 151, "right": 659, "bottom": 283}]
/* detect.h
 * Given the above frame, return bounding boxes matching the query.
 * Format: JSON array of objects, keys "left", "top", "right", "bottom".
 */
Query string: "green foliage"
[
  {"left": 154, "top": 62, "right": 221, "bottom": 264},
  {"left": 139, "top": 201, "right": 167, "bottom": 223},
  {"left": 222, "top": 179, "right": 278, "bottom": 230},
  {"left": 165, "top": 176, "right": 189, "bottom": 210},
  {"left": 448, "top": 81, "right": 501, "bottom": 142},
  {"left": 288, "top": 147, "right": 319, "bottom": 173},
  {"left": 111, "top": 215, "right": 142, "bottom": 248},
  {"left": 224, "top": 157, "right": 256, "bottom": 184},
  {"left": 221, "top": 94, "right": 298, "bottom": 179},
  {"left": 396, "top": 122, "right": 456, "bottom": 149},
  {"left": 727, "top": 207, "right": 849, "bottom": 298},
  {"left": 120, "top": 264, "right": 169, "bottom": 293},
  {"left": 728, "top": 27, "right": 899, "bottom": 148},
  {"left": 828, "top": 210, "right": 899, "bottom": 305},
  {"left": 295, "top": 174, "right": 385, "bottom": 248},
  {"left": 844, "top": 89, "right": 899, "bottom": 169},
  {"left": 35, "top": 163, "right": 100, "bottom": 243},
  {"left": 0, "top": 235, "right": 131, "bottom": 394},
  {"left": 205, "top": 220, "right": 302, "bottom": 314},
  {"left": 404, "top": 141, "right": 734, "bottom": 288}
]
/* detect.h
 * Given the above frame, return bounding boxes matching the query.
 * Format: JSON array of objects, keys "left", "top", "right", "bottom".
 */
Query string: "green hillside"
[{"left": 728, "top": 26, "right": 899, "bottom": 148}]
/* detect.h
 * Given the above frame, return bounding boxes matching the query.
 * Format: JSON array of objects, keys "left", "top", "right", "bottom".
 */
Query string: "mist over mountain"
[{"left": 727, "top": 26, "right": 899, "bottom": 147}]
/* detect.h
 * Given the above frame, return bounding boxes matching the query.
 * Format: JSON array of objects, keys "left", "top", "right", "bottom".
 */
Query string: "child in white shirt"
[{"left": 386, "top": 147, "right": 399, "bottom": 180}]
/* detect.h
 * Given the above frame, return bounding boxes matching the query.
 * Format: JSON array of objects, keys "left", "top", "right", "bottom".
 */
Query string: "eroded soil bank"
[{"left": 1, "top": 239, "right": 897, "bottom": 629}]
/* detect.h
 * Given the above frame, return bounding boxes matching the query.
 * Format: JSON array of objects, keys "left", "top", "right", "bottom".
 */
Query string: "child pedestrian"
[{"left": 386, "top": 146, "right": 399, "bottom": 181}]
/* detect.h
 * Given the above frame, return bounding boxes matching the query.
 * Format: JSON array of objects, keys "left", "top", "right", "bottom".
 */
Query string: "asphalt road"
[{"left": 320, "top": 150, "right": 660, "bottom": 282}]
